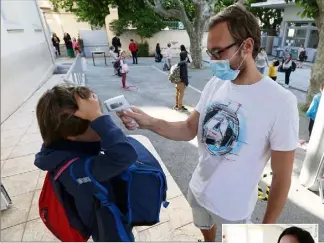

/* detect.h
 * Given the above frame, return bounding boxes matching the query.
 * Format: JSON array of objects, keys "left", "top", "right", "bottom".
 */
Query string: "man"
[
  {"left": 167, "top": 43, "right": 172, "bottom": 69},
  {"left": 118, "top": 4, "right": 299, "bottom": 242},
  {"left": 77, "top": 34, "right": 85, "bottom": 57},
  {"left": 112, "top": 36, "right": 122, "bottom": 57},
  {"left": 129, "top": 39, "right": 138, "bottom": 64}
]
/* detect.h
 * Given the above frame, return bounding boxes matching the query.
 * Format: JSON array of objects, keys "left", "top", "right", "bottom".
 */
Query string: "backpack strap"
[
  {"left": 54, "top": 157, "right": 79, "bottom": 181},
  {"left": 69, "top": 156, "right": 132, "bottom": 242}
]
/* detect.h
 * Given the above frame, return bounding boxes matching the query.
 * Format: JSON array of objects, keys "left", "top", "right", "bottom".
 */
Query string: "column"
[
  {"left": 299, "top": 94, "right": 324, "bottom": 190},
  {"left": 304, "top": 22, "right": 311, "bottom": 47}
]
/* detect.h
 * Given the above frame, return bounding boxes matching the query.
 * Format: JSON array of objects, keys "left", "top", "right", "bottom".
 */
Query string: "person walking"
[
  {"left": 175, "top": 45, "right": 189, "bottom": 111},
  {"left": 167, "top": 43, "right": 172, "bottom": 70},
  {"left": 297, "top": 44, "right": 306, "bottom": 68},
  {"left": 52, "top": 33, "right": 61, "bottom": 56},
  {"left": 282, "top": 54, "right": 293, "bottom": 88},
  {"left": 118, "top": 4, "right": 298, "bottom": 242},
  {"left": 306, "top": 84, "right": 323, "bottom": 139},
  {"left": 268, "top": 59, "right": 279, "bottom": 81},
  {"left": 129, "top": 39, "right": 138, "bottom": 64},
  {"left": 255, "top": 48, "right": 268, "bottom": 74},
  {"left": 77, "top": 34, "right": 85, "bottom": 57},
  {"left": 112, "top": 36, "right": 122, "bottom": 57},
  {"left": 63, "top": 33, "right": 74, "bottom": 58}
]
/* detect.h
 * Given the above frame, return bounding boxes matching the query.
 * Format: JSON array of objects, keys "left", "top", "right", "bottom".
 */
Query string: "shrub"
[{"left": 138, "top": 42, "right": 149, "bottom": 57}]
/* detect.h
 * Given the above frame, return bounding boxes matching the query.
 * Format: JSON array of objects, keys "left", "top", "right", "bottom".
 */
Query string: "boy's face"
[{"left": 67, "top": 126, "right": 100, "bottom": 142}]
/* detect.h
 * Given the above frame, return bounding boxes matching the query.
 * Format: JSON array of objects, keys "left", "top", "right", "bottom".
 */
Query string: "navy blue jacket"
[{"left": 34, "top": 115, "right": 137, "bottom": 239}]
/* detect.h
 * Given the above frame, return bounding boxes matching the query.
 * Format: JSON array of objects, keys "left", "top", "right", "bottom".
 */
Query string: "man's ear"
[{"left": 243, "top": 38, "right": 254, "bottom": 56}]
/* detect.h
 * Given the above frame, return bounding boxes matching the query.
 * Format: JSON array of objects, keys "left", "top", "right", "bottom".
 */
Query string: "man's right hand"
[{"left": 117, "top": 107, "right": 154, "bottom": 131}]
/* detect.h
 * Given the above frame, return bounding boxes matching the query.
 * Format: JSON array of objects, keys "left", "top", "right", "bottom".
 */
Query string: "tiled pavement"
[{"left": 0, "top": 74, "right": 201, "bottom": 242}]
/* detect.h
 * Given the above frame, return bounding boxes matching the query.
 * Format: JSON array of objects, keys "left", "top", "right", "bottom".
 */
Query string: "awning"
[{"left": 251, "top": 0, "right": 295, "bottom": 9}]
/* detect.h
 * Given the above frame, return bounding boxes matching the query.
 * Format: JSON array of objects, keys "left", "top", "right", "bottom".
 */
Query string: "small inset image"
[{"left": 222, "top": 224, "right": 318, "bottom": 243}]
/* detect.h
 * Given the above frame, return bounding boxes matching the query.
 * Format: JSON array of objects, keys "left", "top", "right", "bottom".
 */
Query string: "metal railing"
[{"left": 63, "top": 54, "right": 86, "bottom": 85}]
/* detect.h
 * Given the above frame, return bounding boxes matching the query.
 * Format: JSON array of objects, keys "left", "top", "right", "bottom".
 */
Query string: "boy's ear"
[{"left": 66, "top": 136, "right": 77, "bottom": 141}]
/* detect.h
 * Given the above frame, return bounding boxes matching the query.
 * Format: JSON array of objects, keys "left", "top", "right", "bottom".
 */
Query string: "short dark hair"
[
  {"left": 208, "top": 3, "right": 261, "bottom": 58},
  {"left": 130, "top": 39, "right": 133, "bottom": 41},
  {"left": 180, "top": 45, "right": 186, "bottom": 52},
  {"left": 36, "top": 84, "right": 93, "bottom": 146},
  {"left": 277, "top": 227, "right": 315, "bottom": 243}
]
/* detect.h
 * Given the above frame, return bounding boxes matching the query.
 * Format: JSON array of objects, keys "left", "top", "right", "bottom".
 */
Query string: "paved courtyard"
[{"left": 1, "top": 56, "right": 323, "bottom": 242}]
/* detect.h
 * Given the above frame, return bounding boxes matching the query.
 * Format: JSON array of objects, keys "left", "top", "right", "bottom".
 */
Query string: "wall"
[
  {"left": 104, "top": 8, "right": 209, "bottom": 57},
  {"left": 43, "top": 11, "right": 92, "bottom": 42},
  {"left": 1, "top": 0, "right": 55, "bottom": 123}
]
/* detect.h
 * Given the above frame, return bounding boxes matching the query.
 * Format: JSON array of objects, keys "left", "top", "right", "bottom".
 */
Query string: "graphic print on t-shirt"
[{"left": 202, "top": 100, "right": 247, "bottom": 159}]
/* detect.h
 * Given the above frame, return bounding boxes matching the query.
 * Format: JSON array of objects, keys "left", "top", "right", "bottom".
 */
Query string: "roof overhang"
[{"left": 251, "top": 0, "right": 295, "bottom": 9}]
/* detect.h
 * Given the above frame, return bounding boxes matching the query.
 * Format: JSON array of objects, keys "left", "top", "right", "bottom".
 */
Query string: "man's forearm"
[
  {"left": 147, "top": 118, "right": 196, "bottom": 141},
  {"left": 263, "top": 176, "right": 291, "bottom": 223}
]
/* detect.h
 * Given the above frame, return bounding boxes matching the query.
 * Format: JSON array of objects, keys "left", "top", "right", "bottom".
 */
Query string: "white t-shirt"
[
  {"left": 189, "top": 76, "right": 299, "bottom": 221},
  {"left": 167, "top": 48, "right": 172, "bottom": 59},
  {"left": 255, "top": 52, "right": 268, "bottom": 68}
]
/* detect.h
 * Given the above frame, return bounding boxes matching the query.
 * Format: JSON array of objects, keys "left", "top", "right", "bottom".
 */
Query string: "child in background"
[
  {"left": 119, "top": 51, "right": 129, "bottom": 89},
  {"left": 268, "top": 59, "right": 280, "bottom": 81},
  {"left": 72, "top": 38, "right": 80, "bottom": 54}
]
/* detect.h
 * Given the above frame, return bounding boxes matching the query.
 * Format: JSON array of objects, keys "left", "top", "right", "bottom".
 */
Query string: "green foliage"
[
  {"left": 111, "top": 0, "right": 166, "bottom": 39},
  {"left": 137, "top": 42, "right": 150, "bottom": 57},
  {"left": 216, "top": 0, "right": 283, "bottom": 35},
  {"left": 286, "top": 0, "right": 319, "bottom": 20},
  {"left": 50, "top": 0, "right": 112, "bottom": 27}
]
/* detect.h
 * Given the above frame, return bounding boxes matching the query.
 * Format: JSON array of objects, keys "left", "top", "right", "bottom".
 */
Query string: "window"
[
  {"left": 285, "top": 28, "right": 306, "bottom": 47},
  {"left": 307, "top": 29, "right": 319, "bottom": 48}
]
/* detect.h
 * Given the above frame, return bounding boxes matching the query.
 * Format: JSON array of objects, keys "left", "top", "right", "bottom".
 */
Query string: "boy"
[
  {"left": 34, "top": 84, "right": 137, "bottom": 241},
  {"left": 268, "top": 59, "right": 280, "bottom": 81},
  {"left": 306, "top": 84, "right": 323, "bottom": 139},
  {"left": 129, "top": 39, "right": 138, "bottom": 64}
]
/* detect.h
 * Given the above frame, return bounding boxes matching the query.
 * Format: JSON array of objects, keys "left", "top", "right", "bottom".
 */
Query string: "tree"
[
  {"left": 216, "top": 0, "right": 283, "bottom": 35},
  {"left": 286, "top": 0, "right": 324, "bottom": 108},
  {"left": 110, "top": 0, "right": 166, "bottom": 41},
  {"left": 50, "top": 0, "right": 112, "bottom": 27},
  {"left": 144, "top": 0, "right": 219, "bottom": 68}
]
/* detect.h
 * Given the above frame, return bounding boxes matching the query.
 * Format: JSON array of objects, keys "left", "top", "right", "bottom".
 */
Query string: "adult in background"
[
  {"left": 77, "top": 34, "right": 85, "bottom": 57},
  {"left": 255, "top": 48, "right": 268, "bottom": 74},
  {"left": 129, "top": 39, "right": 138, "bottom": 64},
  {"left": 112, "top": 35, "right": 122, "bottom": 57},
  {"left": 155, "top": 43, "right": 163, "bottom": 62},
  {"left": 175, "top": 44, "right": 189, "bottom": 111},
  {"left": 297, "top": 44, "right": 306, "bottom": 68},
  {"left": 282, "top": 53, "right": 293, "bottom": 88},
  {"left": 63, "top": 33, "right": 74, "bottom": 58},
  {"left": 52, "top": 33, "right": 61, "bottom": 56},
  {"left": 118, "top": 4, "right": 298, "bottom": 241}
]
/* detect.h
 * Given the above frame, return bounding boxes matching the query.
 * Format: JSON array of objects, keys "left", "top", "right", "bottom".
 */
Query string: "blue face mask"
[
  {"left": 210, "top": 60, "right": 239, "bottom": 81},
  {"left": 209, "top": 43, "right": 245, "bottom": 81}
]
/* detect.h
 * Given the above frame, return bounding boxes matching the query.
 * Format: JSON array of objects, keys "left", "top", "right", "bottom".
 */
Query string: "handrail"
[{"left": 63, "top": 54, "right": 86, "bottom": 85}]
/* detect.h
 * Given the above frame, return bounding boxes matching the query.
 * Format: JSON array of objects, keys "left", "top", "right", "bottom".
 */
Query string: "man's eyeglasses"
[{"left": 206, "top": 42, "right": 239, "bottom": 59}]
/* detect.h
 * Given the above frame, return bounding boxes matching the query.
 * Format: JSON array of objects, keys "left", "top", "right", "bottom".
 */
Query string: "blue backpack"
[{"left": 66, "top": 136, "right": 169, "bottom": 241}]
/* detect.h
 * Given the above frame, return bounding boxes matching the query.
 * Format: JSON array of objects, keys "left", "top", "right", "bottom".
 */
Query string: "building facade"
[
  {"left": 1, "top": 0, "right": 55, "bottom": 122},
  {"left": 252, "top": 0, "right": 319, "bottom": 62}
]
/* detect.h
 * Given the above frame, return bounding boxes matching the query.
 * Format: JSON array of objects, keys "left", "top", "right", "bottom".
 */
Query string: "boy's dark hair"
[
  {"left": 208, "top": 3, "right": 261, "bottom": 58},
  {"left": 273, "top": 60, "right": 280, "bottom": 67},
  {"left": 130, "top": 39, "right": 133, "bottom": 42},
  {"left": 36, "top": 84, "right": 93, "bottom": 146},
  {"left": 277, "top": 226, "right": 315, "bottom": 243},
  {"left": 110, "top": 46, "right": 114, "bottom": 50}
]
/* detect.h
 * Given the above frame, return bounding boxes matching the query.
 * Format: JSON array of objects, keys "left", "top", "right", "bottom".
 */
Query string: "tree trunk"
[
  {"left": 305, "top": 13, "right": 324, "bottom": 109},
  {"left": 188, "top": 29, "right": 204, "bottom": 68}
]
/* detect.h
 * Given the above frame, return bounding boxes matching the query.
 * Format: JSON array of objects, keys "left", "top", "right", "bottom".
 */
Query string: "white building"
[
  {"left": 1, "top": 0, "right": 55, "bottom": 123},
  {"left": 252, "top": 0, "right": 319, "bottom": 62}
]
